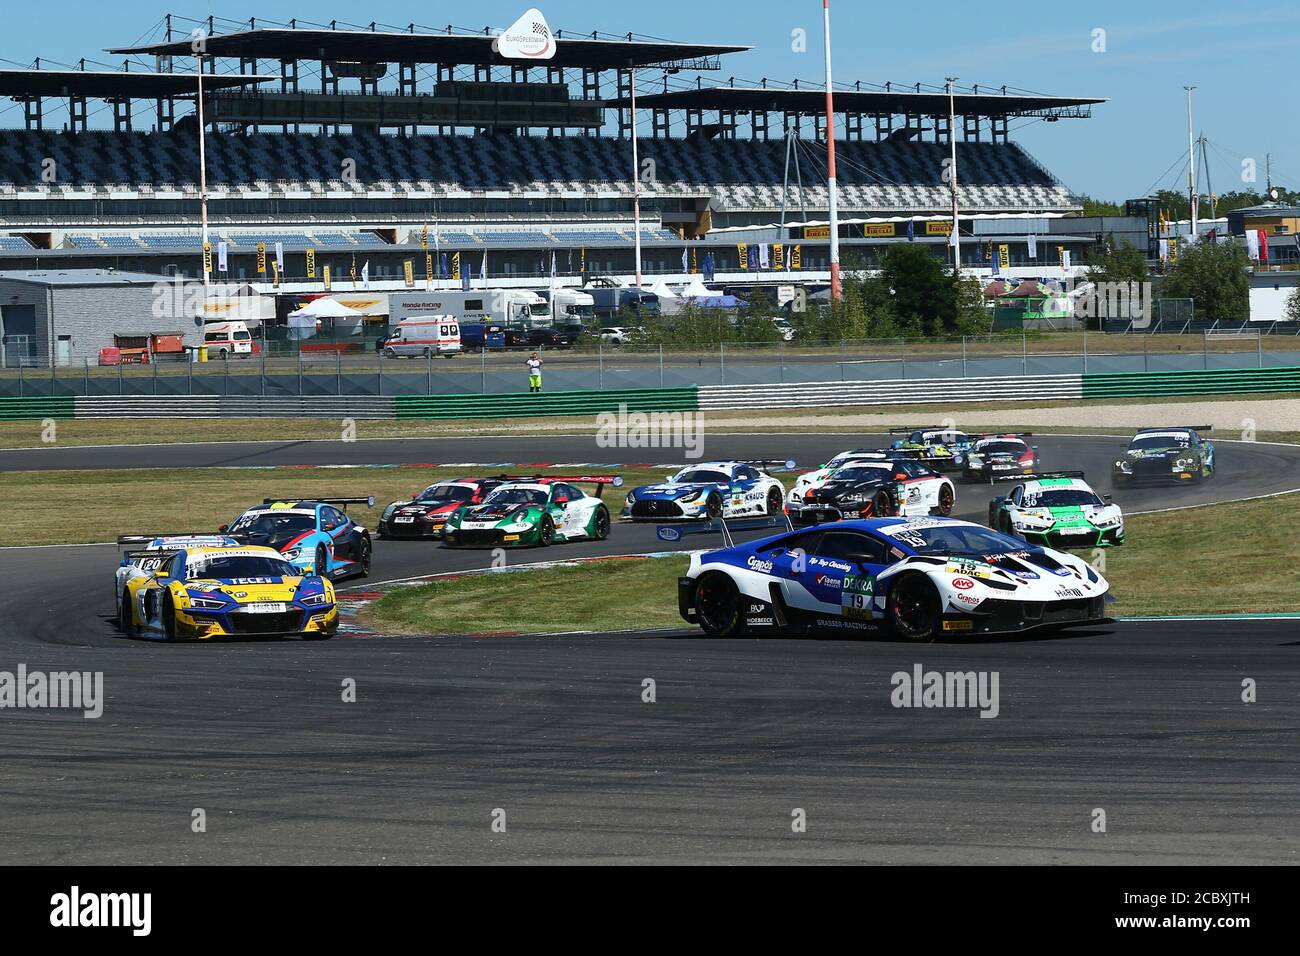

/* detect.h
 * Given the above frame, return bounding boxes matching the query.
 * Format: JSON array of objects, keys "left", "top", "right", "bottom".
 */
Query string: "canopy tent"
[{"left": 287, "top": 297, "right": 366, "bottom": 340}]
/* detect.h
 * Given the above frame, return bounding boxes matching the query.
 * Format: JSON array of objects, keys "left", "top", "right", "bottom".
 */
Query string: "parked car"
[
  {"left": 504, "top": 326, "right": 571, "bottom": 350},
  {"left": 599, "top": 326, "right": 633, "bottom": 345}
]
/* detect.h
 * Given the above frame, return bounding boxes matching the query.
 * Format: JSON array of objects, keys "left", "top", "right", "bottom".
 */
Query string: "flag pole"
[
  {"left": 1185, "top": 86, "right": 1198, "bottom": 240},
  {"left": 947, "top": 76, "right": 961, "bottom": 271},
  {"left": 822, "top": 0, "right": 841, "bottom": 302},
  {"left": 630, "top": 64, "right": 643, "bottom": 289},
  {"left": 197, "top": 54, "right": 209, "bottom": 293}
]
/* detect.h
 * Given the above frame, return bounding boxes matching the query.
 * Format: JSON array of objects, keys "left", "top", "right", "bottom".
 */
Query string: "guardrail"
[
  {"left": 698, "top": 374, "right": 1084, "bottom": 409},
  {"left": 1082, "top": 365, "right": 1300, "bottom": 399},
  {"left": 396, "top": 387, "right": 699, "bottom": 420},
  {"left": 0, "top": 396, "right": 74, "bottom": 421}
]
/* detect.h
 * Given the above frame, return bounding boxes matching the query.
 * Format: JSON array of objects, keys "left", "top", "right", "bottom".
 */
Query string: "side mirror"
[
  {"left": 218, "top": 524, "right": 229, "bottom": 533},
  {"left": 1103, "top": 494, "right": 1113, "bottom": 501}
]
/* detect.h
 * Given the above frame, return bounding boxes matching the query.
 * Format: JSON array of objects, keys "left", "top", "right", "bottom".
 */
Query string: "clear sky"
[{"left": 3, "top": 0, "right": 1296, "bottom": 201}]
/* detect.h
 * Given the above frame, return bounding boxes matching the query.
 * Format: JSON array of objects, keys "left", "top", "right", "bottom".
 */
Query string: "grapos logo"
[
  {"left": 50, "top": 886, "right": 151, "bottom": 936},
  {"left": 890, "top": 664, "right": 999, "bottom": 718},
  {"left": 0, "top": 666, "right": 103, "bottom": 718},
  {"left": 1072, "top": 280, "right": 1153, "bottom": 329},
  {"left": 595, "top": 403, "right": 705, "bottom": 458}
]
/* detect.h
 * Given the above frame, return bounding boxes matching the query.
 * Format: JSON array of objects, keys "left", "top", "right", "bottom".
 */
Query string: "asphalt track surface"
[{"left": 0, "top": 433, "right": 1297, "bottom": 863}]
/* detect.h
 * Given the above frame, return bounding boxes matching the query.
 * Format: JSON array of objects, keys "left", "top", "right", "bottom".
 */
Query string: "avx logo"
[{"left": 952, "top": 577, "right": 975, "bottom": 590}]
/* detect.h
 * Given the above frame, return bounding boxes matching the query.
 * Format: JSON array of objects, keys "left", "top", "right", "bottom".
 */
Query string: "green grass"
[
  {"left": 359, "top": 492, "right": 1300, "bottom": 635},
  {"left": 0, "top": 466, "right": 665, "bottom": 547}
]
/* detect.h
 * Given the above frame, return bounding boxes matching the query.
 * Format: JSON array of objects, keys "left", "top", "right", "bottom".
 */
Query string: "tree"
[
  {"left": 1086, "top": 235, "right": 1149, "bottom": 286},
  {"left": 1159, "top": 239, "right": 1250, "bottom": 324},
  {"left": 1285, "top": 286, "right": 1300, "bottom": 324},
  {"left": 875, "top": 244, "right": 956, "bottom": 336},
  {"left": 1079, "top": 195, "right": 1124, "bottom": 217}
]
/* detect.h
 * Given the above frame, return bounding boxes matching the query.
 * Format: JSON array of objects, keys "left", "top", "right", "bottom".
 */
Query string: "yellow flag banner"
[
  {"left": 425, "top": 253, "right": 433, "bottom": 284},
  {"left": 1057, "top": 245, "right": 1066, "bottom": 268},
  {"left": 323, "top": 264, "right": 332, "bottom": 290},
  {"left": 271, "top": 260, "right": 280, "bottom": 288},
  {"left": 403, "top": 260, "right": 415, "bottom": 288},
  {"left": 202, "top": 241, "right": 213, "bottom": 275},
  {"left": 350, "top": 255, "right": 357, "bottom": 287},
  {"left": 691, "top": 247, "right": 698, "bottom": 274},
  {"left": 791, "top": 244, "right": 802, "bottom": 269},
  {"left": 997, "top": 244, "right": 1011, "bottom": 270},
  {"left": 451, "top": 252, "right": 461, "bottom": 281},
  {"left": 421, "top": 224, "right": 428, "bottom": 250},
  {"left": 256, "top": 242, "right": 267, "bottom": 275},
  {"left": 580, "top": 247, "right": 586, "bottom": 272},
  {"left": 773, "top": 244, "right": 785, "bottom": 270},
  {"left": 305, "top": 248, "right": 316, "bottom": 279},
  {"left": 737, "top": 243, "right": 748, "bottom": 270}
]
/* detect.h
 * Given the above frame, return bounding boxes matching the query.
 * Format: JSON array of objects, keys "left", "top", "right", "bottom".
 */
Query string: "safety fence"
[{"left": 1, "top": 366, "right": 1295, "bottom": 422}]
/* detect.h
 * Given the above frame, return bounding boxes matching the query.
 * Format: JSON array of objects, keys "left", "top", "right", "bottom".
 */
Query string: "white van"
[
  {"left": 382, "top": 315, "right": 462, "bottom": 358},
  {"left": 200, "top": 320, "right": 253, "bottom": 358}
]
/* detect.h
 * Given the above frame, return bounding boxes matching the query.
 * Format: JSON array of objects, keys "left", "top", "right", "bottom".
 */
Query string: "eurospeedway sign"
[{"left": 493, "top": 8, "right": 556, "bottom": 60}]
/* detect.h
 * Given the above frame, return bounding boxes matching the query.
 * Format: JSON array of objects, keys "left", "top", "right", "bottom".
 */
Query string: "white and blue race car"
[
  {"left": 677, "top": 516, "right": 1111, "bottom": 641},
  {"left": 622, "top": 460, "right": 791, "bottom": 522}
]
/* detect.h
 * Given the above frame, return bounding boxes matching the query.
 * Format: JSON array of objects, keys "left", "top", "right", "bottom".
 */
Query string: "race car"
[
  {"left": 377, "top": 478, "right": 505, "bottom": 539},
  {"left": 961, "top": 434, "right": 1039, "bottom": 482},
  {"left": 622, "top": 460, "right": 791, "bottom": 522},
  {"left": 1112, "top": 426, "right": 1215, "bottom": 484},
  {"left": 786, "top": 449, "right": 891, "bottom": 506},
  {"left": 115, "top": 534, "right": 338, "bottom": 640},
  {"left": 222, "top": 497, "right": 374, "bottom": 580},
  {"left": 442, "top": 475, "right": 621, "bottom": 548},
  {"left": 677, "top": 516, "right": 1111, "bottom": 641},
  {"left": 794, "top": 456, "right": 955, "bottom": 524},
  {"left": 988, "top": 472, "right": 1125, "bottom": 549},
  {"left": 888, "top": 427, "right": 976, "bottom": 472}
]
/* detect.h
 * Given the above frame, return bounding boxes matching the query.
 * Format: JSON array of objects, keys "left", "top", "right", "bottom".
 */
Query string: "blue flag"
[
  {"left": 906, "top": 219, "right": 914, "bottom": 242},
  {"left": 439, "top": 253, "right": 448, "bottom": 279},
  {"left": 462, "top": 269, "right": 471, "bottom": 291}
]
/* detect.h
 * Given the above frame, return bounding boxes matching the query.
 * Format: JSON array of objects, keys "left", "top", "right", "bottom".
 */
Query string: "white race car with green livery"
[
  {"left": 988, "top": 472, "right": 1125, "bottom": 550},
  {"left": 442, "top": 475, "right": 621, "bottom": 548}
]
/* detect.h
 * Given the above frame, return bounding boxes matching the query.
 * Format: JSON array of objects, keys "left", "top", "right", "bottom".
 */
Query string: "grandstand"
[{"left": 0, "top": 14, "right": 1103, "bottom": 275}]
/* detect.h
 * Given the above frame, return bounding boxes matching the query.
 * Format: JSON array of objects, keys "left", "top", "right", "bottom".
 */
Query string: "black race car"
[
  {"left": 961, "top": 433, "right": 1038, "bottom": 482},
  {"left": 1112, "top": 426, "right": 1216, "bottom": 484},
  {"left": 795, "top": 457, "right": 956, "bottom": 524},
  {"left": 378, "top": 478, "right": 505, "bottom": 539}
]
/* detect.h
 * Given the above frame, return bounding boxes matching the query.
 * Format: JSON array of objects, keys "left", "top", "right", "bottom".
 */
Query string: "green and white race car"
[
  {"left": 988, "top": 472, "right": 1125, "bottom": 550},
  {"left": 442, "top": 475, "right": 622, "bottom": 548}
]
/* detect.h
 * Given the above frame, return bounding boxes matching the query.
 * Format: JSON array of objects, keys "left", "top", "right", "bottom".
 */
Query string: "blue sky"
[{"left": 4, "top": 0, "right": 1297, "bottom": 200}]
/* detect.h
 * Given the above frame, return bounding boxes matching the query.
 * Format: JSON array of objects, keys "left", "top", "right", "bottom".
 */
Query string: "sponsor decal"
[
  {"left": 1055, "top": 586, "right": 1084, "bottom": 598},
  {"left": 953, "top": 592, "right": 981, "bottom": 606},
  {"left": 656, "top": 526, "right": 682, "bottom": 542},
  {"left": 814, "top": 573, "right": 842, "bottom": 589},
  {"left": 842, "top": 573, "right": 875, "bottom": 595},
  {"left": 942, "top": 619, "right": 974, "bottom": 631},
  {"left": 952, "top": 577, "right": 976, "bottom": 590},
  {"left": 746, "top": 556, "right": 774, "bottom": 573}
]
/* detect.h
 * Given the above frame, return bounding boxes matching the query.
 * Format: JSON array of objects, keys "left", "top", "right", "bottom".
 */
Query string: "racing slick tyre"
[
  {"left": 117, "top": 589, "right": 133, "bottom": 635},
  {"left": 160, "top": 591, "right": 178, "bottom": 641},
  {"left": 887, "top": 573, "right": 941, "bottom": 642},
  {"left": 592, "top": 506, "right": 611, "bottom": 540},
  {"left": 315, "top": 544, "right": 329, "bottom": 577},
  {"left": 537, "top": 514, "right": 556, "bottom": 547},
  {"left": 357, "top": 535, "right": 372, "bottom": 578},
  {"left": 935, "top": 484, "right": 955, "bottom": 517},
  {"left": 765, "top": 487, "right": 783, "bottom": 515},
  {"left": 704, "top": 492, "right": 723, "bottom": 519},
  {"left": 694, "top": 572, "right": 747, "bottom": 639},
  {"left": 872, "top": 489, "right": 896, "bottom": 517}
]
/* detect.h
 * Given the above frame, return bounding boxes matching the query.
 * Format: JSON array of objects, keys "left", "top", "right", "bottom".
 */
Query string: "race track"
[{"left": 1, "top": 433, "right": 1297, "bottom": 863}]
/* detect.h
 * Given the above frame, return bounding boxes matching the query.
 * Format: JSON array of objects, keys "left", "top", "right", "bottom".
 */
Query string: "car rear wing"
[
  {"left": 117, "top": 533, "right": 248, "bottom": 549},
  {"left": 887, "top": 426, "right": 963, "bottom": 435},
  {"left": 261, "top": 496, "right": 375, "bottom": 510},
  {"left": 999, "top": 470, "right": 1087, "bottom": 483},
  {"left": 971, "top": 431, "right": 1033, "bottom": 440},
  {"left": 1135, "top": 425, "right": 1212, "bottom": 433},
  {"left": 492, "top": 474, "right": 624, "bottom": 497},
  {"left": 737, "top": 458, "right": 798, "bottom": 474},
  {"left": 656, "top": 513, "right": 793, "bottom": 549},
  {"left": 120, "top": 548, "right": 184, "bottom": 571}
]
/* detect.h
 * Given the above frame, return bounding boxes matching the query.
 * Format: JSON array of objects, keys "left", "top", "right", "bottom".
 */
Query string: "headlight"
[
  {"left": 186, "top": 595, "right": 227, "bottom": 610},
  {"left": 679, "top": 489, "right": 706, "bottom": 502},
  {"left": 967, "top": 455, "right": 983, "bottom": 466},
  {"left": 1115, "top": 460, "right": 1132, "bottom": 473},
  {"left": 281, "top": 547, "right": 305, "bottom": 560},
  {"left": 300, "top": 592, "right": 332, "bottom": 607},
  {"left": 626, "top": 492, "right": 635, "bottom": 504},
  {"left": 512, "top": 507, "right": 531, "bottom": 521},
  {"left": 1174, "top": 458, "right": 1190, "bottom": 470}
]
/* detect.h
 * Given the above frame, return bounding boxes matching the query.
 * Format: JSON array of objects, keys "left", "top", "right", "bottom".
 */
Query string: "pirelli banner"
[
  {"left": 403, "top": 260, "right": 415, "bottom": 288},
  {"left": 425, "top": 253, "right": 434, "bottom": 285},
  {"left": 305, "top": 248, "right": 317, "bottom": 279},
  {"left": 803, "top": 225, "right": 831, "bottom": 239},
  {"left": 322, "top": 264, "right": 332, "bottom": 291},
  {"left": 925, "top": 221, "right": 954, "bottom": 237},
  {"left": 863, "top": 223, "right": 896, "bottom": 238}
]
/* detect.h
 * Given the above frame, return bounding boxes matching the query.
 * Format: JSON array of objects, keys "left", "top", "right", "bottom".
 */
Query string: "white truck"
[
  {"left": 542, "top": 288, "right": 596, "bottom": 323},
  {"left": 388, "top": 290, "right": 550, "bottom": 329}
]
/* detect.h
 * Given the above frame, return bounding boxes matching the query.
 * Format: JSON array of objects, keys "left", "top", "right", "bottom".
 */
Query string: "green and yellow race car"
[{"left": 442, "top": 475, "right": 622, "bottom": 548}]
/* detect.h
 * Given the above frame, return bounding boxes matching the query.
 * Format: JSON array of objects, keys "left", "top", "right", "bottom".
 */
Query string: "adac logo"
[
  {"left": 494, "top": 8, "right": 556, "bottom": 60},
  {"left": 952, "top": 577, "right": 976, "bottom": 590}
]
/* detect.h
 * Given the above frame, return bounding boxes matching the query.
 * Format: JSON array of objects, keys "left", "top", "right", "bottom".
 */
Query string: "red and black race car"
[{"left": 377, "top": 478, "right": 506, "bottom": 539}]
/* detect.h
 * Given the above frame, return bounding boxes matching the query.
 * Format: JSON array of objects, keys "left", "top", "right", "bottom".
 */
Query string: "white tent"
[{"left": 288, "top": 297, "right": 365, "bottom": 340}]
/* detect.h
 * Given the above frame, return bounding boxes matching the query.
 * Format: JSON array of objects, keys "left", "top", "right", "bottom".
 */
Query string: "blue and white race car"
[
  {"left": 222, "top": 497, "right": 374, "bottom": 580},
  {"left": 622, "top": 460, "right": 791, "bottom": 522},
  {"left": 677, "top": 516, "right": 1111, "bottom": 641}
]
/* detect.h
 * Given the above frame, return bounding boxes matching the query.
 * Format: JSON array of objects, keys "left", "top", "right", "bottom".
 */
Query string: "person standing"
[{"left": 526, "top": 352, "right": 543, "bottom": 393}]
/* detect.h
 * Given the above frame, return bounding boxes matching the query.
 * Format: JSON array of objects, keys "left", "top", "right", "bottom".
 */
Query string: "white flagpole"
[
  {"left": 1185, "top": 86, "right": 1198, "bottom": 240},
  {"left": 630, "top": 65, "right": 643, "bottom": 289},
  {"left": 197, "top": 54, "right": 209, "bottom": 293},
  {"left": 822, "top": 0, "right": 841, "bottom": 302},
  {"left": 947, "top": 77, "right": 961, "bottom": 270}
]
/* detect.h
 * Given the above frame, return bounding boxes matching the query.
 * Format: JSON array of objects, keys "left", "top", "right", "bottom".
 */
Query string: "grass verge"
[
  {"left": 359, "top": 492, "right": 1300, "bottom": 634},
  {"left": 0, "top": 466, "right": 663, "bottom": 548}
]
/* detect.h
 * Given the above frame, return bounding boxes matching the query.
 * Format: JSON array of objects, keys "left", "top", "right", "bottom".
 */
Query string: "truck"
[
  {"left": 584, "top": 281, "right": 661, "bottom": 321},
  {"left": 539, "top": 288, "right": 596, "bottom": 323},
  {"left": 387, "top": 290, "right": 550, "bottom": 329}
]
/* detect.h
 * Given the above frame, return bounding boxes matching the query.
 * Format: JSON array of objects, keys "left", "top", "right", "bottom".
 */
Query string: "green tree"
[
  {"left": 875, "top": 244, "right": 955, "bottom": 336},
  {"left": 1285, "top": 286, "right": 1300, "bottom": 323},
  {"left": 1086, "top": 235, "right": 1150, "bottom": 286},
  {"left": 1159, "top": 239, "right": 1251, "bottom": 324},
  {"left": 1079, "top": 195, "right": 1124, "bottom": 216}
]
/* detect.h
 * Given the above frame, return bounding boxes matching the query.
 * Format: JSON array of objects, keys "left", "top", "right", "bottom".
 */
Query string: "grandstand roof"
[
  {"left": 609, "top": 87, "right": 1104, "bottom": 117},
  {"left": 108, "top": 28, "right": 749, "bottom": 70},
  {"left": 0, "top": 69, "right": 273, "bottom": 99}
]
